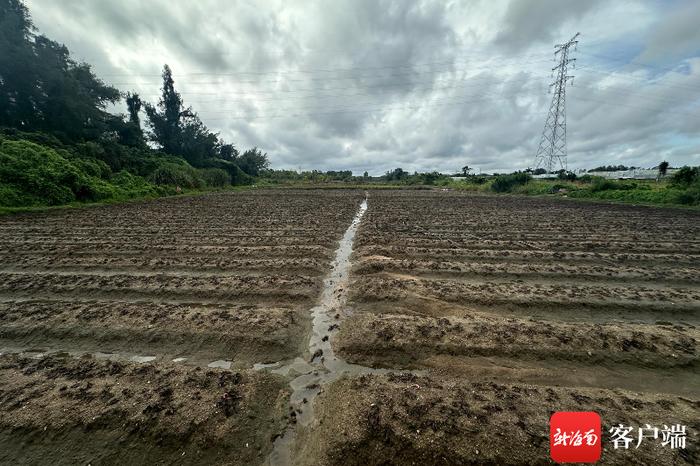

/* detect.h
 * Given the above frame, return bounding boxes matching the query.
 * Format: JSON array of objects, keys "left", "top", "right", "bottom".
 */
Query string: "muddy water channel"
[{"left": 258, "top": 197, "right": 407, "bottom": 465}]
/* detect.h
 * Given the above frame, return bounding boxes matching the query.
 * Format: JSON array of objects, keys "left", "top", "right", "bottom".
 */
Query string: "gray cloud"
[
  {"left": 23, "top": 0, "right": 700, "bottom": 174},
  {"left": 494, "top": 0, "right": 603, "bottom": 52},
  {"left": 638, "top": 1, "right": 700, "bottom": 63}
]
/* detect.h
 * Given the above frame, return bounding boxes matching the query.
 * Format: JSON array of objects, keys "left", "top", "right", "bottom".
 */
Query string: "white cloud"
[{"left": 24, "top": 0, "right": 700, "bottom": 174}]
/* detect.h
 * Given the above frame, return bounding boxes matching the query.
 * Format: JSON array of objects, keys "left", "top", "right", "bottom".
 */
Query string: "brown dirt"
[
  {"left": 318, "top": 190, "right": 700, "bottom": 465},
  {"left": 0, "top": 353, "right": 288, "bottom": 465},
  {"left": 0, "top": 190, "right": 364, "bottom": 364},
  {"left": 302, "top": 373, "right": 699, "bottom": 465},
  {"left": 1, "top": 189, "right": 698, "bottom": 465},
  {"left": 0, "top": 189, "right": 364, "bottom": 463}
]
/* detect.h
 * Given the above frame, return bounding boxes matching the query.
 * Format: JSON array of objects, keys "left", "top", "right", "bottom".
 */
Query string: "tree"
[
  {"left": 0, "top": 0, "right": 120, "bottom": 140},
  {"left": 219, "top": 143, "right": 238, "bottom": 160},
  {"left": 144, "top": 64, "right": 234, "bottom": 166},
  {"left": 236, "top": 147, "right": 269, "bottom": 176},
  {"left": 461, "top": 165, "right": 471, "bottom": 176},
  {"left": 658, "top": 161, "right": 669, "bottom": 179},
  {"left": 115, "top": 92, "right": 145, "bottom": 147},
  {"left": 385, "top": 168, "right": 408, "bottom": 181},
  {"left": 125, "top": 93, "right": 142, "bottom": 127},
  {"left": 670, "top": 166, "right": 699, "bottom": 186},
  {"left": 144, "top": 65, "right": 191, "bottom": 155},
  {"left": 557, "top": 170, "right": 577, "bottom": 181}
]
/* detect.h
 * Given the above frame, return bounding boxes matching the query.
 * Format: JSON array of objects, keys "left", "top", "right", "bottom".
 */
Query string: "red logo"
[{"left": 550, "top": 411, "right": 601, "bottom": 463}]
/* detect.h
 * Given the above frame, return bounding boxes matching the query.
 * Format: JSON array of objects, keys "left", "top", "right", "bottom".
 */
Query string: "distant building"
[{"left": 586, "top": 168, "right": 679, "bottom": 180}]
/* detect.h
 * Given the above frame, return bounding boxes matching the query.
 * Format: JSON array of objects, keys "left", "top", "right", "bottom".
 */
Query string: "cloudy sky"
[{"left": 25, "top": 0, "right": 700, "bottom": 174}]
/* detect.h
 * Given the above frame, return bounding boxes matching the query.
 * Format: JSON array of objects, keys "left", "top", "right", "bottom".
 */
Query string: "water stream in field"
[{"left": 256, "top": 197, "right": 404, "bottom": 466}]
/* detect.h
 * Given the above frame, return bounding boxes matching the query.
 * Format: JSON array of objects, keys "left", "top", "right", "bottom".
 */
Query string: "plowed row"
[
  {"left": 321, "top": 191, "right": 699, "bottom": 465},
  {"left": 0, "top": 189, "right": 698, "bottom": 465},
  {"left": 0, "top": 189, "right": 364, "bottom": 464}
]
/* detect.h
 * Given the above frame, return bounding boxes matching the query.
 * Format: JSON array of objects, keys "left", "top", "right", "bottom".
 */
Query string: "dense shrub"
[
  {"left": 70, "top": 157, "right": 113, "bottom": 179},
  {"left": 468, "top": 176, "right": 488, "bottom": 185},
  {"left": 0, "top": 139, "right": 108, "bottom": 205},
  {"left": 491, "top": 172, "right": 532, "bottom": 193},
  {"left": 557, "top": 171, "right": 577, "bottom": 181},
  {"left": 201, "top": 158, "right": 253, "bottom": 185},
  {"left": 590, "top": 177, "right": 618, "bottom": 192},
  {"left": 671, "top": 166, "right": 699, "bottom": 186},
  {"left": 198, "top": 168, "right": 231, "bottom": 187},
  {"left": 148, "top": 163, "right": 204, "bottom": 189},
  {"left": 590, "top": 178, "right": 639, "bottom": 192}
]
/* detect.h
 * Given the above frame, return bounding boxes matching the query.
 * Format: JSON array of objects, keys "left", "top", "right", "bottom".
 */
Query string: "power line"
[
  {"left": 574, "top": 96, "right": 700, "bottom": 119},
  {"left": 100, "top": 51, "right": 551, "bottom": 78},
  {"left": 576, "top": 66, "right": 700, "bottom": 94},
  {"left": 577, "top": 50, "right": 692, "bottom": 76},
  {"left": 196, "top": 92, "right": 547, "bottom": 122},
  {"left": 108, "top": 57, "right": 552, "bottom": 87},
  {"left": 135, "top": 73, "right": 541, "bottom": 101}
]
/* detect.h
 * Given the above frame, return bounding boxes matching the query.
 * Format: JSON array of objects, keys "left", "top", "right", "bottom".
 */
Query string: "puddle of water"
[
  {"left": 261, "top": 198, "right": 428, "bottom": 465},
  {"left": 253, "top": 361, "right": 281, "bottom": 371},
  {"left": 208, "top": 359, "right": 232, "bottom": 369},
  {"left": 269, "top": 357, "right": 314, "bottom": 377},
  {"left": 130, "top": 355, "right": 157, "bottom": 363},
  {"left": 0, "top": 345, "right": 238, "bottom": 371},
  {"left": 261, "top": 198, "right": 416, "bottom": 465}
]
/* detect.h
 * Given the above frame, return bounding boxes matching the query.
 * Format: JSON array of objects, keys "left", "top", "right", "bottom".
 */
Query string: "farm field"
[
  {"left": 321, "top": 190, "right": 699, "bottom": 465},
  {"left": 0, "top": 188, "right": 698, "bottom": 465},
  {"left": 0, "top": 189, "right": 364, "bottom": 464}
]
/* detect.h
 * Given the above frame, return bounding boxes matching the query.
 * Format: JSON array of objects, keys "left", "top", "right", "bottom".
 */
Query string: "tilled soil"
[
  {"left": 321, "top": 190, "right": 699, "bottom": 465},
  {"left": 0, "top": 190, "right": 364, "bottom": 364},
  {"left": 0, "top": 189, "right": 364, "bottom": 463},
  {"left": 1, "top": 189, "right": 698, "bottom": 465},
  {"left": 0, "top": 354, "right": 288, "bottom": 465},
  {"left": 303, "top": 374, "right": 698, "bottom": 465}
]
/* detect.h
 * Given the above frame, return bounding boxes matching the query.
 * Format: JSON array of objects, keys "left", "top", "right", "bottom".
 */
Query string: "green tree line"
[{"left": 0, "top": 0, "right": 268, "bottom": 207}]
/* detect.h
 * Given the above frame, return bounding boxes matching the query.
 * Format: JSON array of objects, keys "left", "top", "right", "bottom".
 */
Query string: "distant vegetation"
[
  {"left": 587, "top": 165, "right": 638, "bottom": 172},
  {"left": 259, "top": 168, "right": 454, "bottom": 187},
  {"left": 490, "top": 172, "right": 532, "bottom": 193},
  {"left": 0, "top": 0, "right": 697, "bottom": 211},
  {"left": 0, "top": 0, "right": 267, "bottom": 209},
  {"left": 451, "top": 167, "right": 700, "bottom": 207},
  {"left": 258, "top": 166, "right": 700, "bottom": 206}
]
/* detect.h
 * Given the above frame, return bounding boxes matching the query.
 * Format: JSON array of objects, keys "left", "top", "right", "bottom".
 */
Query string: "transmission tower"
[{"left": 534, "top": 32, "right": 580, "bottom": 173}]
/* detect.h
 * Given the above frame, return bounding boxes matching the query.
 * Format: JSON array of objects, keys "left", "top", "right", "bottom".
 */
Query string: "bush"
[
  {"left": 201, "top": 158, "right": 253, "bottom": 185},
  {"left": 491, "top": 172, "right": 532, "bottom": 193},
  {"left": 70, "top": 157, "right": 113, "bottom": 179},
  {"left": 547, "top": 183, "right": 570, "bottom": 194},
  {"left": 673, "top": 184, "right": 700, "bottom": 205},
  {"left": 0, "top": 139, "right": 109, "bottom": 206},
  {"left": 148, "top": 163, "right": 204, "bottom": 189},
  {"left": 590, "top": 178, "right": 639, "bottom": 192},
  {"left": 1, "top": 129, "right": 65, "bottom": 148},
  {"left": 468, "top": 176, "right": 488, "bottom": 185},
  {"left": 557, "top": 171, "right": 577, "bottom": 181},
  {"left": 198, "top": 168, "right": 231, "bottom": 187},
  {"left": 590, "top": 177, "right": 618, "bottom": 192},
  {"left": 671, "top": 166, "right": 699, "bottom": 186}
]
